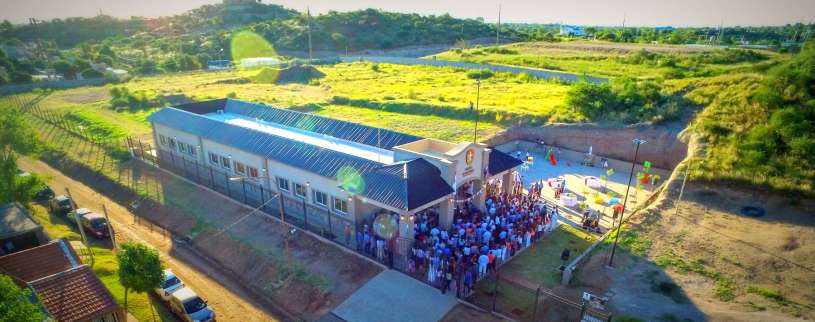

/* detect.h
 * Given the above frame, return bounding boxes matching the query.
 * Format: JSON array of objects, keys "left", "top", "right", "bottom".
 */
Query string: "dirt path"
[{"left": 19, "top": 156, "right": 283, "bottom": 322}]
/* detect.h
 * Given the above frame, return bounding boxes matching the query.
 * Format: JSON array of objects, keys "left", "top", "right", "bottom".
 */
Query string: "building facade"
[{"left": 147, "top": 99, "right": 521, "bottom": 246}]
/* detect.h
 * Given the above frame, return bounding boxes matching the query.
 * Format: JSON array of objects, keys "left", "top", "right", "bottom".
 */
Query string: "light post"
[
  {"left": 473, "top": 78, "right": 481, "bottom": 143},
  {"left": 608, "top": 138, "right": 646, "bottom": 267}
]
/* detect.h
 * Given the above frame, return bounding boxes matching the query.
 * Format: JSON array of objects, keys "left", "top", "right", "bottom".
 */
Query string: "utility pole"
[
  {"left": 66, "top": 188, "right": 94, "bottom": 266},
  {"left": 607, "top": 139, "right": 645, "bottom": 267},
  {"left": 473, "top": 78, "right": 481, "bottom": 143},
  {"left": 495, "top": 4, "right": 502, "bottom": 46},
  {"left": 101, "top": 204, "right": 116, "bottom": 250},
  {"left": 307, "top": 6, "right": 313, "bottom": 62}
]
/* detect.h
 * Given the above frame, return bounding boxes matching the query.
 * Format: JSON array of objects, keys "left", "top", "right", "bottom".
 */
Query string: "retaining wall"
[{"left": 485, "top": 123, "right": 687, "bottom": 170}]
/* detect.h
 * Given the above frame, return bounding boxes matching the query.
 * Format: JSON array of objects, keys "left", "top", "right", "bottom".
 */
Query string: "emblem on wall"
[{"left": 465, "top": 148, "right": 475, "bottom": 166}]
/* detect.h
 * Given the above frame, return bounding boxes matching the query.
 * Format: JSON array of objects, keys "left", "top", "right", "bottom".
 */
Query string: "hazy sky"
[{"left": 2, "top": 0, "right": 814, "bottom": 27}]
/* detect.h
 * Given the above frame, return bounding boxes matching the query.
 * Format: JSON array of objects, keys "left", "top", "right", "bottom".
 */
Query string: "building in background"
[{"left": 0, "top": 202, "right": 48, "bottom": 255}]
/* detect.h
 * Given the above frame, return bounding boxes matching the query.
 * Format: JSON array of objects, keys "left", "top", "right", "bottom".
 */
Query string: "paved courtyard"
[
  {"left": 332, "top": 270, "right": 458, "bottom": 322},
  {"left": 510, "top": 148, "right": 670, "bottom": 229}
]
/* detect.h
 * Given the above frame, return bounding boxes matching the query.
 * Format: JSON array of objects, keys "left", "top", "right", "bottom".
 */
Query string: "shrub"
[
  {"left": 466, "top": 69, "right": 494, "bottom": 79},
  {"left": 80, "top": 68, "right": 104, "bottom": 78}
]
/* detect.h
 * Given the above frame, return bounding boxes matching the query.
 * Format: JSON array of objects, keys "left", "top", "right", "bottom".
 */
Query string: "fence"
[
  {"left": 128, "top": 140, "right": 418, "bottom": 272},
  {"left": 467, "top": 269, "right": 612, "bottom": 322}
]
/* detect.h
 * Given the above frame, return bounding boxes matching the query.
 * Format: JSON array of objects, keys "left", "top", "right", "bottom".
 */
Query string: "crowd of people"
[{"left": 407, "top": 181, "right": 560, "bottom": 297}]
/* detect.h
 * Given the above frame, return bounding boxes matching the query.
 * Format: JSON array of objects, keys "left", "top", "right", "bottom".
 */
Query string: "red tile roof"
[
  {"left": 29, "top": 265, "right": 120, "bottom": 322},
  {"left": 0, "top": 239, "right": 79, "bottom": 287}
]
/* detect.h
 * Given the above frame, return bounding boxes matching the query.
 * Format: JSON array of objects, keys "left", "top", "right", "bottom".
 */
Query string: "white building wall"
[
  {"left": 153, "top": 123, "right": 204, "bottom": 164},
  {"left": 200, "top": 138, "right": 268, "bottom": 187},
  {"left": 264, "top": 161, "right": 356, "bottom": 220}
]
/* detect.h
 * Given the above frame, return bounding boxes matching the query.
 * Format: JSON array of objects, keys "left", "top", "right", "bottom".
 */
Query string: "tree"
[
  {"left": 52, "top": 60, "right": 78, "bottom": 79},
  {"left": 0, "top": 275, "right": 44, "bottom": 322},
  {"left": 116, "top": 242, "right": 163, "bottom": 308},
  {"left": 0, "top": 103, "right": 40, "bottom": 204}
]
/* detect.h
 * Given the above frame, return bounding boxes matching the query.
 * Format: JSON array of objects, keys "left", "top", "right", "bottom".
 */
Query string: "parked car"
[
  {"left": 155, "top": 269, "right": 185, "bottom": 301},
  {"left": 17, "top": 172, "right": 55, "bottom": 202},
  {"left": 49, "top": 195, "right": 73, "bottom": 215},
  {"left": 33, "top": 185, "right": 55, "bottom": 202},
  {"left": 67, "top": 208, "right": 110, "bottom": 239},
  {"left": 168, "top": 287, "right": 216, "bottom": 322}
]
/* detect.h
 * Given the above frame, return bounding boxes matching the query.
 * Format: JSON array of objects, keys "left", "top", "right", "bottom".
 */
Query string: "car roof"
[
  {"left": 55, "top": 195, "right": 70, "bottom": 201},
  {"left": 172, "top": 287, "right": 199, "bottom": 302},
  {"left": 83, "top": 213, "right": 105, "bottom": 220},
  {"left": 163, "top": 269, "right": 177, "bottom": 280},
  {"left": 75, "top": 208, "right": 92, "bottom": 214}
]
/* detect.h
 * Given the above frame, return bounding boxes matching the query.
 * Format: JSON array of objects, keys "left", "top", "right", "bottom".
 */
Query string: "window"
[
  {"left": 220, "top": 156, "right": 231, "bottom": 169},
  {"left": 159, "top": 135, "right": 167, "bottom": 146},
  {"left": 209, "top": 152, "right": 219, "bottom": 165},
  {"left": 277, "top": 177, "right": 290, "bottom": 191},
  {"left": 188, "top": 144, "right": 197, "bottom": 157},
  {"left": 234, "top": 161, "right": 246, "bottom": 175},
  {"left": 168, "top": 138, "right": 176, "bottom": 150},
  {"left": 248, "top": 166, "right": 259, "bottom": 178},
  {"left": 294, "top": 183, "right": 307, "bottom": 198},
  {"left": 178, "top": 143, "right": 187, "bottom": 154},
  {"left": 333, "top": 197, "right": 349, "bottom": 214},
  {"left": 313, "top": 190, "right": 327, "bottom": 206}
]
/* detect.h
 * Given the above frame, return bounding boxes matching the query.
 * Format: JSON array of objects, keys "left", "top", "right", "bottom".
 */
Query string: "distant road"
[{"left": 339, "top": 56, "right": 608, "bottom": 84}]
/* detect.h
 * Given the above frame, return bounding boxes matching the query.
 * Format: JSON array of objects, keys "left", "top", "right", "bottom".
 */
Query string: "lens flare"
[
  {"left": 373, "top": 213, "right": 398, "bottom": 239},
  {"left": 336, "top": 166, "right": 365, "bottom": 195}
]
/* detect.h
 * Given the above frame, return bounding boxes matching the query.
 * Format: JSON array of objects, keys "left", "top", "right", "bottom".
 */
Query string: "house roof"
[
  {"left": 0, "top": 239, "right": 79, "bottom": 287},
  {"left": 173, "top": 99, "right": 421, "bottom": 150},
  {"left": 29, "top": 265, "right": 119, "bottom": 322},
  {"left": 0, "top": 202, "right": 42, "bottom": 240},
  {"left": 487, "top": 149, "right": 523, "bottom": 176},
  {"left": 148, "top": 107, "right": 452, "bottom": 211},
  {"left": 360, "top": 158, "right": 454, "bottom": 211}
]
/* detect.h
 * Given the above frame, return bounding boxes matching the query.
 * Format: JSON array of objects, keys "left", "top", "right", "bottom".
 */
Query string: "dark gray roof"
[
  {"left": 360, "top": 158, "right": 454, "bottom": 211},
  {"left": 487, "top": 149, "right": 523, "bottom": 176},
  {"left": 173, "top": 99, "right": 421, "bottom": 150},
  {"left": 0, "top": 202, "right": 42, "bottom": 239},
  {"left": 148, "top": 108, "right": 452, "bottom": 211}
]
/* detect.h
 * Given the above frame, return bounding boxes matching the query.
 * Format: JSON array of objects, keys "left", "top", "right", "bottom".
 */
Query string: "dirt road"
[{"left": 19, "top": 156, "right": 283, "bottom": 322}]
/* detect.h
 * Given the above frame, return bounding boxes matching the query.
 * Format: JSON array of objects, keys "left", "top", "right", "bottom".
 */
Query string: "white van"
[{"left": 168, "top": 287, "right": 216, "bottom": 322}]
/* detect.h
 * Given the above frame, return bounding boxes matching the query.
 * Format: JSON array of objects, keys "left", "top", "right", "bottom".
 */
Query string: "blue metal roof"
[
  {"left": 172, "top": 99, "right": 422, "bottom": 150},
  {"left": 147, "top": 107, "right": 452, "bottom": 211},
  {"left": 487, "top": 149, "right": 523, "bottom": 176},
  {"left": 360, "top": 158, "right": 454, "bottom": 211}
]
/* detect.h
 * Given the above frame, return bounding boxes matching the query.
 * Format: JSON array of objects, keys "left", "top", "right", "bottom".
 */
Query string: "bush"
[
  {"left": 566, "top": 77, "right": 672, "bottom": 123},
  {"left": 81, "top": 68, "right": 104, "bottom": 78},
  {"left": 466, "top": 69, "right": 494, "bottom": 79}
]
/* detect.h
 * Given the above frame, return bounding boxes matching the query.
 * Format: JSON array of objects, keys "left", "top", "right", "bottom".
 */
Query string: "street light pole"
[
  {"left": 608, "top": 138, "right": 645, "bottom": 267},
  {"left": 473, "top": 78, "right": 481, "bottom": 143}
]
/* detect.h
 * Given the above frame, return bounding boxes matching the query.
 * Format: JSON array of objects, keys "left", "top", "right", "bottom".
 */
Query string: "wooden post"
[{"left": 101, "top": 204, "right": 116, "bottom": 250}]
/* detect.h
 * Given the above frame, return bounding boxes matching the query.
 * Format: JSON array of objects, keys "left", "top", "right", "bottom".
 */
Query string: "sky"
[{"left": 1, "top": 0, "right": 814, "bottom": 27}]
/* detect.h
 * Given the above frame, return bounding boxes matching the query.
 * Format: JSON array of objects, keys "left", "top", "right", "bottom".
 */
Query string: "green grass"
[
  {"left": 6, "top": 60, "right": 575, "bottom": 143},
  {"left": 498, "top": 224, "right": 597, "bottom": 288},
  {"left": 654, "top": 249, "right": 734, "bottom": 301},
  {"left": 748, "top": 286, "right": 792, "bottom": 306},
  {"left": 432, "top": 41, "right": 781, "bottom": 79},
  {"left": 28, "top": 204, "right": 177, "bottom": 321}
]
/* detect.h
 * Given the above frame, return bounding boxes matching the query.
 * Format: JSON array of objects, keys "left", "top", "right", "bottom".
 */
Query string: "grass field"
[
  {"left": 28, "top": 204, "right": 176, "bottom": 322},
  {"left": 431, "top": 41, "right": 781, "bottom": 79},
  {"left": 7, "top": 60, "right": 576, "bottom": 144}
]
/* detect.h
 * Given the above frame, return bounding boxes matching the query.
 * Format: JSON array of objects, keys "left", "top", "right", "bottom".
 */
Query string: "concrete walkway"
[{"left": 332, "top": 270, "right": 458, "bottom": 322}]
